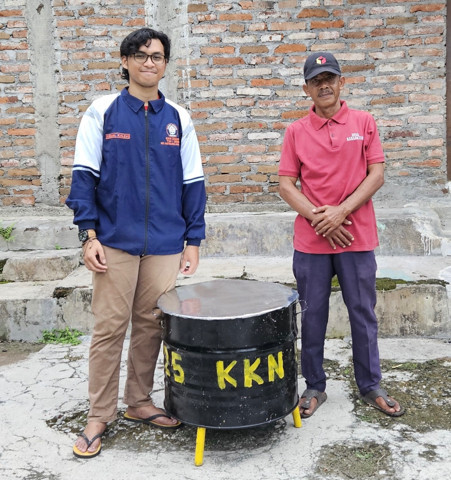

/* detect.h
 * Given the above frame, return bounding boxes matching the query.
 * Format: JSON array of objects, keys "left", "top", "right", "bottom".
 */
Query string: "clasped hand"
[{"left": 311, "top": 205, "right": 354, "bottom": 250}]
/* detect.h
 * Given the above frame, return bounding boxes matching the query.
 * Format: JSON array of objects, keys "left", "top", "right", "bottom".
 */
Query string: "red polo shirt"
[{"left": 279, "top": 101, "right": 385, "bottom": 254}]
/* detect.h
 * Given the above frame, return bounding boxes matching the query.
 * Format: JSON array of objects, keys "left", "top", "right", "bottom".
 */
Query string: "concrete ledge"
[
  {"left": 1, "top": 207, "right": 451, "bottom": 256},
  {"left": 1, "top": 255, "right": 449, "bottom": 341},
  {"left": 0, "top": 249, "right": 80, "bottom": 282},
  {"left": 0, "top": 216, "right": 78, "bottom": 251},
  {"left": 0, "top": 282, "right": 60, "bottom": 341},
  {"left": 328, "top": 283, "right": 449, "bottom": 338}
]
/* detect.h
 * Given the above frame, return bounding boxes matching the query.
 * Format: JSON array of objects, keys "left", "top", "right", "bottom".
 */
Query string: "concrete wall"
[{"left": 0, "top": 0, "right": 449, "bottom": 212}]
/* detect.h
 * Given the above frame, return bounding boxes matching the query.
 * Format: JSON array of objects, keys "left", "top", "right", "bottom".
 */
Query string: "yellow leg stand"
[
  {"left": 292, "top": 405, "right": 302, "bottom": 428},
  {"left": 194, "top": 427, "right": 206, "bottom": 466}
]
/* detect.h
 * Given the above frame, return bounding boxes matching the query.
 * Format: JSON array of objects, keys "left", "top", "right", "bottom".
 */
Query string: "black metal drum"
[{"left": 158, "top": 279, "right": 299, "bottom": 429}]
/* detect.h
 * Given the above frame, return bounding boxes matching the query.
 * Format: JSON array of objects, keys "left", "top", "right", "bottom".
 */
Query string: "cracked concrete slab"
[{"left": 0, "top": 337, "right": 450, "bottom": 480}]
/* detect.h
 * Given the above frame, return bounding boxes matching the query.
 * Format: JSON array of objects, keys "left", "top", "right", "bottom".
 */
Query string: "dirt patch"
[
  {"left": 315, "top": 442, "right": 394, "bottom": 479},
  {"left": 48, "top": 406, "right": 289, "bottom": 454},
  {"left": 323, "top": 356, "right": 451, "bottom": 432},
  {"left": 0, "top": 340, "right": 44, "bottom": 367},
  {"left": 311, "top": 356, "right": 451, "bottom": 478}
]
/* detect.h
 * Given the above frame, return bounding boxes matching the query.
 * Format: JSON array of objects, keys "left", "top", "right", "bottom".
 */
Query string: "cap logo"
[{"left": 316, "top": 56, "right": 327, "bottom": 65}]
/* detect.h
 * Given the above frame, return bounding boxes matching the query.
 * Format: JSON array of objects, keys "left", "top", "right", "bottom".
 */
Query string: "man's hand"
[
  {"left": 324, "top": 225, "right": 354, "bottom": 250},
  {"left": 83, "top": 239, "right": 108, "bottom": 273},
  {"left": 311, "top": 204, "right": 351, "bottom": 237},
  {"left": 180, "top": 245, "right": 199, "bottom": 275}
]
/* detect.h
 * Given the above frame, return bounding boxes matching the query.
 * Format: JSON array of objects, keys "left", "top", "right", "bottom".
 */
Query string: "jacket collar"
[
  {"left": 121, "top": 87, "right": 166, "bottom": 113},
  {"left": 309, "top": 100, "right": 349, "bottom": 130}
]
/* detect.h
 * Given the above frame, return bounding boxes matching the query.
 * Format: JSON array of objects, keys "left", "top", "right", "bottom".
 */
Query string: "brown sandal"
[
  {"left": 361, "top": 388, "right": 405, "bottom": 417},
  {"left": 299, "top": 389, "right": 327, "bottom": 418}
]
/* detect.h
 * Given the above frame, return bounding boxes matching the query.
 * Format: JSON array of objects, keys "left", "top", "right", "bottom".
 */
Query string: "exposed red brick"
[
  {"left": 297, "top": 8, "right": 329, "bottom": 18},
  {"left": 213, "top": 57, "right": 245, "bottom": 65},
  {"left": 311, "top": 20, "right": 345, "bottom": 29},
  {"left": 281, "top": 111, "right": 305, "bottom": 119},
  {"left": 221, "top": 165, "right": 251, "bottom": 173},
  {"left": 201, "top": 46, "right": 235, "bottom": 54},
  {"left": 274, "top": 44, "right": 307, "bottom": 54},
  {"left": 371, "top": 96, "right": 405, "bottom": 105},
  {"left": 230, "top": 185, "right": 262, "bottom": 193},
  {"left": 188, "top": 3, "right": 208, "bottom": 13},
  {"left": 209, "top": 174, "right": 241, "bottom": 183},
  {"left": 410, "top": 4, "right": 445, "bottom": 13},
  {"left": 219, "top": 13, "right": 253, "bottom": 21},
  {"left": 0, "top": 10, "right": 23, "bottom": 17},
  {"left": 7, "top": 128, "right": 36, "bottom": 136},
  {"left": 240, "top": 46, "right": 269, "bottom": 54},
  {"left": 250, "top": 79, "right": 284, "bottom": 87},
  {"left": 232, "top": 121, "right": 267, "bottom": 129}
]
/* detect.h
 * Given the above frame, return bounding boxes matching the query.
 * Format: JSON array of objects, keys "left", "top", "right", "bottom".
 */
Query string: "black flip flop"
[{"left": 124, "top": 411, "right": 182, "bottom": 429}]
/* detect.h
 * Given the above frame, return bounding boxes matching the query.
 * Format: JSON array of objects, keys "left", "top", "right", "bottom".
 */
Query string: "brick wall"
[
  {"left": 0, "top": 3, "right": 34, "bottom": 206},
  {"left": 0, "top": 0, "right": 448, "bottom": 212}
]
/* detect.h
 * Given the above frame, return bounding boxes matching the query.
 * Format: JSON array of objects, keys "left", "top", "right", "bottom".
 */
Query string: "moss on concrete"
[
  {"left": 315, "top": 442, "right": 395, "bottom": 479},
  {"left": 285, "top": 276, "right": 448, "bottom": 293},
  {"left": 311, "top": 355, "right": 451, "bottom": 478},
  {"left": 323, "top": 356, "right": 451, "bottom": 433},
  {"left": 331, "top": 276, "right": 448, "bottom": 291},
  {"left": 52, "top": 287, "right": 74, "bottom": 299}
]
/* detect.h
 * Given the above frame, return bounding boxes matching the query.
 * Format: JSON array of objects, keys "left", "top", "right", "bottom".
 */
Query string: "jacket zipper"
[{"left": 142, "top": 104, "right": 150, "bottom": 256}]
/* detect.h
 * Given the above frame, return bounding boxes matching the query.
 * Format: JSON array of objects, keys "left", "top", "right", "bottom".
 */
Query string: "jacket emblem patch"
[
  {"left": 161, "top": 123, "right": 180, "bottom": 147},
  {"left": 105, "top": 132, "right": 131, "bottom": 140}
]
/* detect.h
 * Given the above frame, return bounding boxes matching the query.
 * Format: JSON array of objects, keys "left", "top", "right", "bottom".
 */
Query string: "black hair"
[{"left": 120, "top": 28, "right": 171, "bottom": 81}]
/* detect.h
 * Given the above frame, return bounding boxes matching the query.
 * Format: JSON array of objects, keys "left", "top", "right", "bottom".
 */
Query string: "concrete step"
[
  {"left": 0, "top": 249, "right": 81, "bottom": 282},
  {"left": 1, "top": 209, "right": 450, "bottom": 341},
  {"left": 0, "top": 216, "right": 78, "bottom": 251},
  {"left": 1, "top": 207, "right": 451, "bottom": 256},
  {"left": 0, "top": 255, "right": 450, "bottom": 342}
]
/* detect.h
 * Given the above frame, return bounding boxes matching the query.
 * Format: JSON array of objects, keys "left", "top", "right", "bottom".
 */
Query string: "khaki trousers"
[{"left": 87, "top": 245, "right": 181, "bottom": 423}]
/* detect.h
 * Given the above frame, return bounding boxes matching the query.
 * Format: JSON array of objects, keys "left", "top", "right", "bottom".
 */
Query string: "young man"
[
  {"left": 66, "top": 28, "right": 206, "bottom": 458},
  {"left": 278, "top": 52, "right": 404, "bottom": 419}
]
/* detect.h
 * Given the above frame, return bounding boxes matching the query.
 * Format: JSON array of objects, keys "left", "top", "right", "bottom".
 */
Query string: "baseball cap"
[{"left": 304, "top": 52, "right": 341, "bottom": 81}]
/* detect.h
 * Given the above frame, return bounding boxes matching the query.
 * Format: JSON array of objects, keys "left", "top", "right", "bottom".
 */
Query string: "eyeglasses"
[
  {"left": 307, "top": 73, "right": 339, "bottom": 88},
  {"left": 131, "top": 52, "right": 166, "bottom": 65}
]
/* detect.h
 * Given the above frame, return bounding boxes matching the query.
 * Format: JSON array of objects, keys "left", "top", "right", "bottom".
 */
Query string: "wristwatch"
[{"left": 78, "top": 229, "right": 96, "bottom": 244}]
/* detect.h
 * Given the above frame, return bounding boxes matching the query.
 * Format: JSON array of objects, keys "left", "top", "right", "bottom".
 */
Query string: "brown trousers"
[{"left": 87, "top": 245, "right": 181, "bottom": 423}]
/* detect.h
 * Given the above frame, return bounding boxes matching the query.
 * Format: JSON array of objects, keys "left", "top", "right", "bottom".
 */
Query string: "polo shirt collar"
[
  {"left": 309, "top": 100, "right": 349, "bottom": 130},
  {"left": 121, "top": 87, "right": 166, "bottom": 113}
]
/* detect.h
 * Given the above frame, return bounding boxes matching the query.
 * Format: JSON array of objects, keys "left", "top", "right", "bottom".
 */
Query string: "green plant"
[
  {"left": 0, "top": 221, "right": 15, "bottom": 242},
  {"left": 39, "top": 327, "right": 84, "bottom": 345}
]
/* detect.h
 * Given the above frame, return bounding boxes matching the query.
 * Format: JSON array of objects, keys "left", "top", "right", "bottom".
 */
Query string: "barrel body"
[{"left": 158, "top": 280, "right": 299, "bottom": 429}]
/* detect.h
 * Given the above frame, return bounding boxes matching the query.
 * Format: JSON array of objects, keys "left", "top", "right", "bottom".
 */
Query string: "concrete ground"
[
  {"left": 0, "top": 335, "right": 450, "bottom": 480},
  {"left": 1, "top": 210, "right": 450, "bottom": 479}
]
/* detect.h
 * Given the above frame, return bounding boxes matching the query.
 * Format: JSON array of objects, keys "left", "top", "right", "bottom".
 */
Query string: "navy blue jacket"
[{"left": 66, "top": 88, "right": 206, "bottom": 256}]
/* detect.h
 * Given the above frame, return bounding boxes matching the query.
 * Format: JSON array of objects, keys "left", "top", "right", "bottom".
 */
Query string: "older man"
[{"left": 278, "top": 52, "right": 404, "bottom": 419}]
